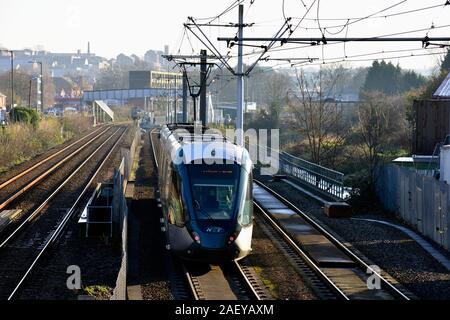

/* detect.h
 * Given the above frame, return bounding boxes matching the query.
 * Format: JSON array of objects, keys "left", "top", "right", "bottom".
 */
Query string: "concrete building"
[
  {"left": 129, "top": 71, "right": 151, "bottom": 89},
  {"left": 144, "top": 49, "right": 163, "bottom": 70}
]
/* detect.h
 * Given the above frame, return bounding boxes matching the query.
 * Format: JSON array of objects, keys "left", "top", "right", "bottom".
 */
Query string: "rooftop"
[{"left": 433, "top": 72, "right": 450, "bottom": 98}]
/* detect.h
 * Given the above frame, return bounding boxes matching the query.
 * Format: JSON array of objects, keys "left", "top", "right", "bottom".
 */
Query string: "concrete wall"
[{"left": 110, "top": 128, "right": 141, "bottom": 300}]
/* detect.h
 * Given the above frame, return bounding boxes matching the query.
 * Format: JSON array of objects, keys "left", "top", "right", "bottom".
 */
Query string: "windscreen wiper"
[{"left": 194, "top": 200, "right": 217, "bottom": 224}]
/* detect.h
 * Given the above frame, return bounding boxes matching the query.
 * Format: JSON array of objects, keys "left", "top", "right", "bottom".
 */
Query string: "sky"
[{"left": 1, "top": 0, "right": 449, "bottom": 73}]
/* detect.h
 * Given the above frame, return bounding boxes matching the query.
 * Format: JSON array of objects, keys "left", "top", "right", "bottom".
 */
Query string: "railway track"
[
  {"left": 149, "top": 128, "right": 270, "bottom": 301},
  {"left": 183, "top": 260, "right": 268, "bottom": 300},
  {"left": 0, "top": 126, "right": 127, "bottom": 300},
  {"left": 253, "top": 179, "right": 412, "bottom": 300},
  {"left": 0, "top": 125, "right": 111, "bottom": 211},
  {"left": 0, "top": 125, "right": 114, "bottom": 244},
  {"left": 0, "top": 125, "right": 107, "bottom": 193}
]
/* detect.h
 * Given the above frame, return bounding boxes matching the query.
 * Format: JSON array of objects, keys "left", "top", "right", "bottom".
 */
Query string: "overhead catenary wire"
[
  {"left": 220, "top": 22, "right": 450, "bottom": 53},
  {"left": 192, "top": 0, "right": 245, "bottom": 24},
  {"left": 185, "top": 19, "right": 236, "bottom": 74},
  {"left": 290, "top": 0, "right": 317, "bottom": 37},
  {"left": 269, "top": 49, "right": 448, "bottom": 69},
  {"left": 291, "top": 0, "right": 447, "bottom": 22},
  {"left": 257, "top": 1, "right": 448, "bottom": 33},
  {"left": 175, "top": 0, "right": 450, "bottom": 86}
]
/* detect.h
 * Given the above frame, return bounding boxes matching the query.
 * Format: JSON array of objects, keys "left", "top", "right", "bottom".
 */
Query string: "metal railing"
[{"left": 258, "top": 145, "right": 345, "bottom": 199}]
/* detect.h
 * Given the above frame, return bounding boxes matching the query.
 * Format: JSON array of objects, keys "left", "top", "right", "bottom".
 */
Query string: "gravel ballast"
[{"left": 240, "top": 222, "right": 317, "bottom": 300}]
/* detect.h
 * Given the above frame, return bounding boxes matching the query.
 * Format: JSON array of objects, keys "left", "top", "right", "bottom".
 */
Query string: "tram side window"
[
  {"left": 238, "top": 171, "right": 253, "bottom": 226},
  {"left": 168, "top": 166, "right": 185, "bottom": 227},
  {"left": 161, "top": 152, "right": 169, "bottom": 201}
]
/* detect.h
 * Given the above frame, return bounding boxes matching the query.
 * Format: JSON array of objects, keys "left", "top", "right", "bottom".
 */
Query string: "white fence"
[
  {"left": 377, "top": 165, "right": 450, "bottom": 250},
  {"left": 258, "top": 145, "right": 345, "bottom": 199}
]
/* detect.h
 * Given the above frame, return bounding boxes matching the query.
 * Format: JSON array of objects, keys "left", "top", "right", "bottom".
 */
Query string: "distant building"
[
  {"left": 245, "top": 102, "right": 257, "bottom": 112},
  {"left": 129, "top": 70, "right": 183, "bottom": 89},
  {"left": 129, "top": 71, "right": 151, "bottom": 89},
  {"left": 150, "top": 71, "right": 182, "bottom": 89},
  {"left": 144, "top": 49, "right": 163, "bottom": 70},
  {"left": 0, "top": 91, "right": 6, "bottom": 108},
  {"left": 0, "top": 46, "right": 107, "bottom": 83},
  {"left": 116, "top": 53, "right": 134, "bottom": 67},
  {"left": 53, "top": 77, "right": 77, "bottom": 98}
]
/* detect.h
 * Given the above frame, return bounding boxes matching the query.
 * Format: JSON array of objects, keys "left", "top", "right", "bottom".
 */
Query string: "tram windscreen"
[{"left": 188, "top": 163, "right": 240, "bottom": 220}]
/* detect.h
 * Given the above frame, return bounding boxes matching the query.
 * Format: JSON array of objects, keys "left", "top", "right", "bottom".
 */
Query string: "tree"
[
  {"left": 287, "top": 67, "right": 347, "bottom": 166},
  {"left": 95, "top": 66, "right": 128, "bottom": 89},
  {"left": 362, "top": 60, "right": 425, "bottom": 96},
  {"left": 400, "top": 70, "right": 426, "bottom": 92},
  {"left": 419, "top": 50, "right": 450, "bottom": 98},
  {"left": 354, "top": 92, "right": 407, "bottom": 188},
  {"left": 262, "top": 72, "right": 292, "bottom": 128},
  {"left": 0, "top": 70, "right": 32, "bottom": 107},
  {"left": 0, "top": 68, "right": 54, "bottom": 108},
  {"left": 9, "top": 107, "right": 40, "bottom": 127},
  {"left": 440, "top": 49, "right": 450, "bottom": 73}
]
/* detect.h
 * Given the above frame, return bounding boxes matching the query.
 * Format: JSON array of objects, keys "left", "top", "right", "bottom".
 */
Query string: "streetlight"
[
  {"left": 28, "top": 61, "right": 43, "bottom": 112},
  {"left": 1, "top": 50, "right": 14, "bottom": 110}
]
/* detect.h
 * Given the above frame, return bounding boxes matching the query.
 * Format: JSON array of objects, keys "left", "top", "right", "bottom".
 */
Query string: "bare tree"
[
  {"left": 0, "top": 67, "right": 55, "bottom": 108},
  {"left": 355, "top": 91, "right": 407, "bottom": 187},
  {"left": 261, "top": 71, "right": 292, "bottom": 128},
  {"left": 287, "top": 67, "right": 348, "bottom": 166},
  {"left": 263, "top": 72, "right": 292, "bottom": 105}
]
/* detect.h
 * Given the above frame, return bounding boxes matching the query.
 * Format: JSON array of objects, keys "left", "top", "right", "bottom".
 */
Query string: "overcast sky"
[{"left": 1, "top": 0, "right": 449, "bottom": 72}]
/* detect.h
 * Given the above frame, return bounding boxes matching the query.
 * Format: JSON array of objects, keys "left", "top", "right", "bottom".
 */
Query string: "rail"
[
  {"left": 253, "top": 180, "right": 412, "bottom": 300},
  {"left": 7, "top": 127, "right": 127, "bottom": 300}
]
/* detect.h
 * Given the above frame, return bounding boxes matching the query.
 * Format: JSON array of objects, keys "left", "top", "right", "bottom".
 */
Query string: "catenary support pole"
[
  {"left": 236, "top": 4, "right": 244, "bottom": 146},
  {"left": 200, "top": 49, "right": 207, "bottom": 125},
  {"left": 182, "top": 71, "right": 188, "bottom": 122}
]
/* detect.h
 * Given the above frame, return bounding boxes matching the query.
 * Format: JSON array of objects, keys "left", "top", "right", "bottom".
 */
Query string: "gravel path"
[
  {"left": 259, "top": 177, "right": 450, "bottom": 300},
  {"left": 128, "top": 131, "right": 173, "bottom": 300}
]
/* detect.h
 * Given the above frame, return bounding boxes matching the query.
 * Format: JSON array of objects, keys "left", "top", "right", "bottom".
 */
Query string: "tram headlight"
[
  {"left": 228, "top": 232, "right": 237, "bottom": 244},
  {"left": 191, "top": 231, "right": 201, "bottom": 244}
]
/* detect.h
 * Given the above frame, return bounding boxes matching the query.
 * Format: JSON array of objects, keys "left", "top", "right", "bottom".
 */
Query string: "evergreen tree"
[
  {"left": 441, "top": 49, "right": 450, "bottom": 73},
  {"left": 361, "top": 60, "right": 425, "bottom": 96}
]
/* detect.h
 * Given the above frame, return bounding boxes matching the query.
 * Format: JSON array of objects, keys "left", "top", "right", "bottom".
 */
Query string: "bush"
[
  {"left": 0, "top": 115, "right": 92, "bottom": 173},
  {"left": 9, "top": 107, "right": 40, "bottom": 127}
]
